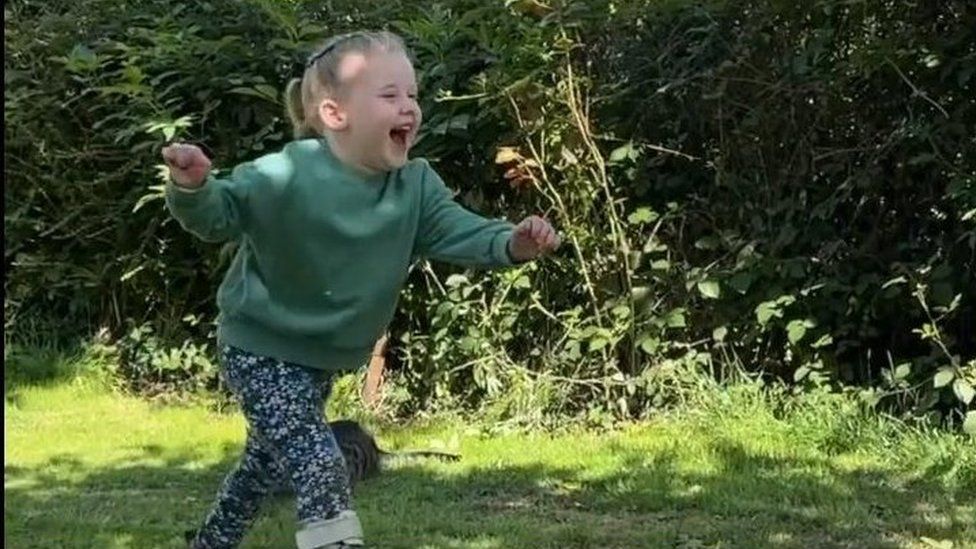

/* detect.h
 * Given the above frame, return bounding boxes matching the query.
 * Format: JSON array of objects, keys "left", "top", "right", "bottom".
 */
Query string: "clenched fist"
[
  {"left": 162, "top": 143, "right": 212, "bottom": 189},
  {"left": 509, "top": 215, "right": 560, "bottom": 262}
]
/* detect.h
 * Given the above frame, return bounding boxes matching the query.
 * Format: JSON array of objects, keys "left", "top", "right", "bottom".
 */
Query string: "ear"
[{"left": 317, "top": 97, "right": 348, "bottom": 131}]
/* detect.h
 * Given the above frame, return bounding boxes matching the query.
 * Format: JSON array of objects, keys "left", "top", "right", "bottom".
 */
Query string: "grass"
[{"left": 4, "top": 347, "right": 975, "bottom": 548}]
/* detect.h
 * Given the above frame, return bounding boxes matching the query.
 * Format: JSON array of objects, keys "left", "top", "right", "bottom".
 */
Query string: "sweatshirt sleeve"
[
  {"left": 414, "top": 161, "right": 517, "bottom": 268},
  {"left": 164, "top": 163, "right": 258, "bottom": 243}
]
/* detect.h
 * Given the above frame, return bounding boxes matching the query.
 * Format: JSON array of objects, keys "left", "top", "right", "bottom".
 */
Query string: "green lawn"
[{"left": 4, "top": 351, "right": 975, "bottom": 548}]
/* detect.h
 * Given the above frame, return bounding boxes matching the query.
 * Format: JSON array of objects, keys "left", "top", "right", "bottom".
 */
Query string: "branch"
[{"left": 886, "top": 57, "right": 949, "bottom": 119}]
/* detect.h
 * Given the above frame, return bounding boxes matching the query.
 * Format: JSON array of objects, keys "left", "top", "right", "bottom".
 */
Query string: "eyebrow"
[{"left": 377, "top": 85, "right": 418, "bottom": 96}]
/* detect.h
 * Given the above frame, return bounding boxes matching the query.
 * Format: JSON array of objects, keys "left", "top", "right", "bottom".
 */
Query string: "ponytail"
[{"left": 285, "top": 77, "right": 318, "bottom": 139}]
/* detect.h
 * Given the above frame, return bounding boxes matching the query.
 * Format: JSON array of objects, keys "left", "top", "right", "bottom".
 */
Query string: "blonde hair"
[{"left": 285, "top": 31, "right": 409, "bottom": 139}]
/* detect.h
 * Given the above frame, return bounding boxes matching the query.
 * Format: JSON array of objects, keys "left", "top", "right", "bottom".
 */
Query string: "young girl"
[{"left": 162, "top": 31, "right": 559, "bottom": 549}]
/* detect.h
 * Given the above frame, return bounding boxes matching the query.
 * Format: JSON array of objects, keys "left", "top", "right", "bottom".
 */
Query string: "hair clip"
[
  {"left": 305, "top": 43, "right": 337, "bottom": 68},
  {"left": 305, "top": 33, "right": 357, "bottom": 68}
]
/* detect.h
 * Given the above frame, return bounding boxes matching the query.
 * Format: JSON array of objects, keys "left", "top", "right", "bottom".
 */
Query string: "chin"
[{"left": 385, "top": 153, "right": 410, "bottom": 171}]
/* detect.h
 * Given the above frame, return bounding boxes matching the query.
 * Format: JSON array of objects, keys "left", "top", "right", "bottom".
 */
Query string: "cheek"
[
  {"left": 374, "top": 101, "right": 399, "bottom": 122},
  {"left": 353, "top": 104, "right": 386, "bottom": 135}
]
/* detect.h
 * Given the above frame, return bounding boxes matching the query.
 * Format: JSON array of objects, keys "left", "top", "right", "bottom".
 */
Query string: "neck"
[{"left": 323, "top": 134, "right": 380, "bottom": 177}]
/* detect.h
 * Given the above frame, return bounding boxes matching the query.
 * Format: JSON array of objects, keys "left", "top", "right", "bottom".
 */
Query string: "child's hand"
[
  {"left": 509, "top": 215, "right": 561, "bottom": 262},
  {"left": 162, "top": 143, "right": 212, "bottom": 189}
]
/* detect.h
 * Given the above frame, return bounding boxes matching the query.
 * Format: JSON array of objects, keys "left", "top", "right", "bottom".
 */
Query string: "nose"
[
  {"left": 400, "top": 102, "right": 420, "bottom": 124},
  {"left": 399, "top": 99, "right": 418, "bottom": 116}
]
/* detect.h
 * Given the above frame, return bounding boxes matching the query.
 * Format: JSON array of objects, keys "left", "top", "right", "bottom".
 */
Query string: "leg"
[
  {"left": 215, "top": 346, "right": 359, "bottom": 547},
  {"left": 189, "top": 431, "right": 284, "bottom": 549},
  {"left": 268, "top": 371, "right": 339, "bottom": 497},
  {"left": 231, "top": 360, "right": 351, "bottom": 521}
]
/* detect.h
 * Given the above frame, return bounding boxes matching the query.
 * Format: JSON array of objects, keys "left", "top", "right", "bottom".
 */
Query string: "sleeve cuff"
[
  {"left": 498, "top": 229, "right": 529, "bottom": 266},
  {"left": 169, "top": 180, "right": 206, "bottom": 194},
  {"left": 166, "top": 175, "right": 215, "bottom": 203}
]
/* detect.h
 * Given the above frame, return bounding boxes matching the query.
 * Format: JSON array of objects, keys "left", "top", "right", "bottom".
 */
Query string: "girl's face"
[{"left": 324, "top": 50, "right": 422, "bottom": 174}]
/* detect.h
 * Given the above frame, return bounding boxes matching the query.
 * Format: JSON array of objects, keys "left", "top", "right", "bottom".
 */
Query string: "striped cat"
[
  {"left": 272, "top": 419, "right": 459, "bottom": 492},
  {"left": 330, "top": 419, "right": 459, "bottom": 485}
]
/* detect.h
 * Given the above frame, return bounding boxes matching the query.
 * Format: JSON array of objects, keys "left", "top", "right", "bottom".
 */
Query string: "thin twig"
[
  {"left": 506, "top": 93, "right": 605, "bottom": 327},
  {"left": 886, "top": 57, "right": 950, "bottom": 118},
  {"left": 421, "top": 261, "right": 447, "bottom": 296},
  {"left": 642, "top": 143, "right": 699, "bottom": 162}
]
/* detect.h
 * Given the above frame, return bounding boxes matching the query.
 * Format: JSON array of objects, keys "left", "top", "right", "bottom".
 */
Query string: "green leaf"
[
  {"left": 953, "top": 379, "right": 975, "bottom": 404},
  {"left": 933, "top": 367, "right": 955, "bottom": 388},
  {"left": 560, "top": 147, "right": 579, "bottom": 165},
  {"left": 133, "top": 184, "right": 166, "bottom": 213},
  {"left": 123, "top": 64, "right": 145, "bottom": 85},
  {"left": 811, "top": 334, "right": 834, "bottom": 349},
  {"left": 908, "top": 153, "right": 935, "bottom": 166},
  {"left": 609, "top": 142, "right": 636, "bottom": 163},
  {"left": 447, "top": 113, "right": 470, "bottom": 131},
  {"left": 445, "top": 274, "right": 468, "bottom": 288},
  {"left": 589, "top": 338, "right": 609, "bottom": 352},
  {"left": 67, "top": 44, "right": 98, "bottom": 70},
  {"left": 611, "top": 305, "right": 630, "bottom": 318},
  {"left": 651, "top": 259, "right": 670, "bottom": 271},
  {"left": 639, "top": 336, "right": 660, "bottom": 355},
  {"left": 728, "top": 272, "right": 753, "bottom": 294},
  {"left": 495, "top": 147, "right": 521, "bottom": 164},
  {"left": 919, "top": 537, "right": 955, "bottom": 549},
  {"left": 665, "top": 309, "right": 686, "bottom": 328},
  {"left": 756, "top": 296, "right": 796, "bottom": 327},
  {"left": 775, "top": 295, "right": 797, "bottom": 307},
  {"left": 893, "top": 363, "right": 911, "bottom": 380},
  {"left": 794, "top": 366, "right": 811, "bottom": 382},
  {"left": 787, "top": 319, "right": 815, "bottom": 344},
  {"left": 119, "top": 265, "right": 145, "bottom": 282},
  {"left": 694, "top": 236, "right": 721, "bottom": 250},
  {"left": 787, "top": 320, "right": 807, "bottom": 344},
  {"left": 755, "top": 302, "right": 781, "bottom": 326},
  {"left": 229, "top": 84, "right": 279, "bottom": 103},
  {"left": 756, "top": 306, "right": 775, "bottom": 326},
  {"left": 882, "top": 276, "right": 908, "bottom": 289},
  {"left": 964, "top": 411, "right": 976, "bottom": 437},
  {"left": 643, "top": 238, "right": 668, "bottom": 253},
  {"left": 631, "top": 286, "right": 653, "bottom": 311},
  {"left": 627, "top": 208, "right": 658, "bottom": 225},
  {"left": 697, "top": 280, "right": 721, "bottom": 299},
  {"left": 712, "top": 326, "right": 728, "bottom": 342},
  {"left": 860, "top": 388, "right": 882, "bottom": 408},
  {"left": 143, "top": 116, "right": 194, "bottom": 141}
]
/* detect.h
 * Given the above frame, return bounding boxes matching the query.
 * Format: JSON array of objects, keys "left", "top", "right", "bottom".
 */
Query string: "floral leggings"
[{"left": 189, "top": 345, "right": 352, "bottom": 549}]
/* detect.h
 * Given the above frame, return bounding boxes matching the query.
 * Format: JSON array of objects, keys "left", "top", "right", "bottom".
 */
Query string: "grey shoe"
[{"left": 295, "top": 510, "right": 364, "bottom": 549}]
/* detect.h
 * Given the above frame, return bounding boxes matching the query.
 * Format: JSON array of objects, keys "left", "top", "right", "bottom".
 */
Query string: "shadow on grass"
[{"left": 5, "top": 435, "right": 974, "bottom": 548}]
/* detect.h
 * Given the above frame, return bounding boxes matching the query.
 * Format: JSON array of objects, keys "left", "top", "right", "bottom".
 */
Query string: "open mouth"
[{"left": 389, "top": 124, "right": 413, "bottom": 150}]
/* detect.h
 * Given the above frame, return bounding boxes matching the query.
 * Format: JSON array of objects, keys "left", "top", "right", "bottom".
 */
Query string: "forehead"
[{"left": 337, "top": 50, "right": 416, "bottom": 89}]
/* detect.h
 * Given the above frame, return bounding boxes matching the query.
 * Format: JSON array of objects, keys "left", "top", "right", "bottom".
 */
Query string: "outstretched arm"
[
  {"left": 162, "top": 143, "right": 249, "bottom": 243},
  {"left": 415, "top": 163, "right": 559, "bottom": 267}
]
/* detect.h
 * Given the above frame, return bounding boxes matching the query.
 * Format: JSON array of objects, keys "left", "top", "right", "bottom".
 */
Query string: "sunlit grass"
[{"left": 5, "top": 349, "right": 974, "bottom": 548}]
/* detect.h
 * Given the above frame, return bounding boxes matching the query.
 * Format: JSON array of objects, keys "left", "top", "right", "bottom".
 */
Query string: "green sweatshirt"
[{"left": 165, "top": 138, "right": 516, "bottom": 371}]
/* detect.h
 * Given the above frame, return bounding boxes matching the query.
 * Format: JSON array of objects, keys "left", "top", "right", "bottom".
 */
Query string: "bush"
[{"left": 5, "top": 0, "right": 974, "bottom": 429}]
